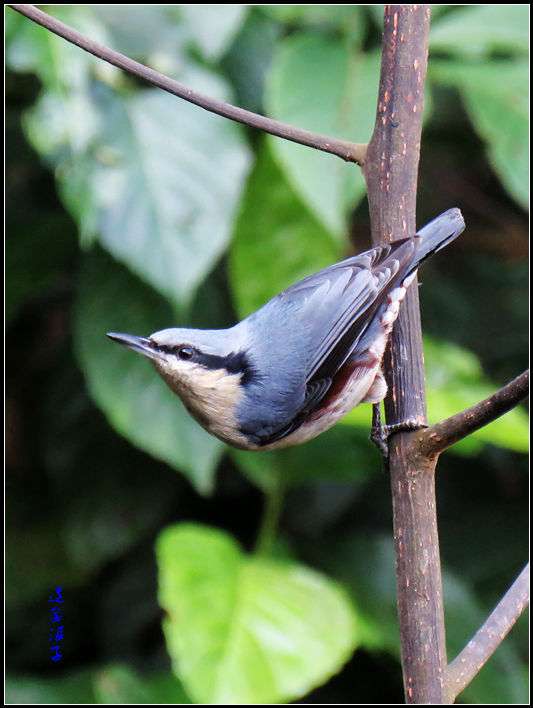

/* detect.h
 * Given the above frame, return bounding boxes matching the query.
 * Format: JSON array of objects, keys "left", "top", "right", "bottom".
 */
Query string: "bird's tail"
[{"left": 411, "top": 208, "right": 465, "bottom": 271}]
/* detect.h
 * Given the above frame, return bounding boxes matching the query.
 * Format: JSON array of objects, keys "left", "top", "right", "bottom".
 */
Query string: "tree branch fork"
[
  {"left": 394, "top": 369, "right": 529, "bottom": 703},
  {"left": 8, "top": 4, "right": 529, "bottom": 704}
]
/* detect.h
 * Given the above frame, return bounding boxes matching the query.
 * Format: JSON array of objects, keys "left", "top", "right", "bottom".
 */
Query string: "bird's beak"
[{"left": 106, "top": 332, "right": 163, "bottom": 362}]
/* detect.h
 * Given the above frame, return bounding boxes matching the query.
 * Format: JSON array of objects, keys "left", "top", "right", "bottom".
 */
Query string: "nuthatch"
[{"left": 108, "top": 209, "right": 465, "bottom": 451}]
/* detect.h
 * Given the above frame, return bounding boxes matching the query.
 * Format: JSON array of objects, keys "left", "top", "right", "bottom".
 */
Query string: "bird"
[{"left": 107, "top": 208, "right": 465, "bottom": 451}]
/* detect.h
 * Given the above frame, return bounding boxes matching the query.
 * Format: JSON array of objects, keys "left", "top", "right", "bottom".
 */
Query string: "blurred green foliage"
[{"left": 6, "top": 5, "right": 528, "bottom": 705}]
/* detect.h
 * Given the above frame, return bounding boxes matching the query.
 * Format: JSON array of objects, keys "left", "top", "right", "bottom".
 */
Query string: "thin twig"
[
  {"left": 419, "top": 370, "right": 529, "bottom": 457},
  {"left": 8, "top": 4, "right": 367, "bottom": 165},
  {"left": 446, "top": 564, "right": 530, "bottom": 702}
]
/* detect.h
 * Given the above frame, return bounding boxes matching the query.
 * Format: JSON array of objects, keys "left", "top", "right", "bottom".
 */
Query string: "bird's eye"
[{"left": 177, "top": 346, "right": 195, "bottom": 361}]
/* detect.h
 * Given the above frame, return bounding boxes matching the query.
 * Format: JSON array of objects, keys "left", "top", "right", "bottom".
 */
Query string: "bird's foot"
[
  {"left": 370, "top": 405, "right": 389, "bottom": 459},
  {"left": 370, "top": 405, "right": 427, "bottom": 463}
]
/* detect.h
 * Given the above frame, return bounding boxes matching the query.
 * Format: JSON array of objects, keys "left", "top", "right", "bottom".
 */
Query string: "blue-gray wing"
[{"left": 237, "top": 240, "right": 416, "bottom": 444}]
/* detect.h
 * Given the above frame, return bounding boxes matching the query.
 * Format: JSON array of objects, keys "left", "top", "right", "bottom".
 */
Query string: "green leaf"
[
  {"left": 9, "top": 12, "right": 251, "bottom": 308},
  {"left": 229, "top": 142, "right": 340, "bottom": 318},
  {"left": 179, "top": 5, "right": 248, "bottom": 60},
  {"left": 341, "top": 337, "right": 528, "bottom": 455},
  {"left": 430, "top": 5, "right": 529, "bottom": 57},
  {"left": 430, "top": 60, "right": 528, "bottom": 210},
  {"left": 74, "top": 248, "right": 224, "bottom": 494},
  {"left": 157, "top": 523, "right": 358, "bottom": 704},
  {"left": 266, "top": 34, "right": 380, "bottom": 237},
  {"left": 93, "top": 666, "right": 191, "bottom": 704},
  {"left": 96, "top": 81, "right": 250, "bottom": 307},
  {"left": 24, "top": 77, "right": 251, "bottom": 308}
]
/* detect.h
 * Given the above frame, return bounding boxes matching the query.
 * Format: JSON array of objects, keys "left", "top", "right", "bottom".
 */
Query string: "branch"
[
  {"left": 8, "top": 4, "right": 367, "bottom": 165},
  {"left": 420, "top": 370, "right": 529, "bottom": 456},
  {"left": 364, "top": 7, "right": 449, "bottom": 704},
  {"left": 446, "top": 564, "right": 530, "bottom": 702}
]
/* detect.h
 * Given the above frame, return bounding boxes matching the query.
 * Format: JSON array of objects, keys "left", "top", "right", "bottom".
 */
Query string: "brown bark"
[{"left": 364, "top": 6, "right": 448, "bottom": 703}]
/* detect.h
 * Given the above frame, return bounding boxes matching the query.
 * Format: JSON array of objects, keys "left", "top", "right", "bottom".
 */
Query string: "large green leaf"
[
  {"left": 430, "top": 5, "right": 529, "bottom": 57},
  {"left": 99, "top": 82, "right": 249, "bottom": 306},
  {"left": 229, "top": 142, "right": 340, "bottom": 318},
  {"left": 24, "top": 79, "right": 251, "bottom": 307},
  {"left": 157, "top": 523, "right": 358, "bottom": 704},
  {"left": 9, "top": 10, "right": 251, "bottom": 308},
  {"left": 74, "top": 249, "right": 225, "bottom": 494},
  {"left": 430, "top": 60, "right": 528, "bottom": 211},
  {"left": 266, "top": 34, "right": 380, "bottom": 237}
]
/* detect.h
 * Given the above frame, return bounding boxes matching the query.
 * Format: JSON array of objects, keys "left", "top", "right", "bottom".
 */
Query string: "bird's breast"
[{"left": 157, "top": 363, "right": 252, "bottom": 449}]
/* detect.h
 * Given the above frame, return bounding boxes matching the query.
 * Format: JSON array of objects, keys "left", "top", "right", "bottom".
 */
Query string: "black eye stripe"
[
  {"left": 195, "top": 350, "right": 258, "bottom": 386},
  {"left": 149, "top": 341, "right": 197, "bottom": 359},
  {"left": 148, "top": 343, "right": 257, "bottom": 385}
]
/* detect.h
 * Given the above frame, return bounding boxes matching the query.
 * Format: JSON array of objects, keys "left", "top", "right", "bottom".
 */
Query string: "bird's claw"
[{"left": 370, "top": 404, "right": 428, "bottom": 463}]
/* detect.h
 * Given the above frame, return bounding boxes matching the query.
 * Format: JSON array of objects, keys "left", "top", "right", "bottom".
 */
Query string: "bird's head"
[{"left": 106, "top": 327, "right": 255, "bottom": 441}]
